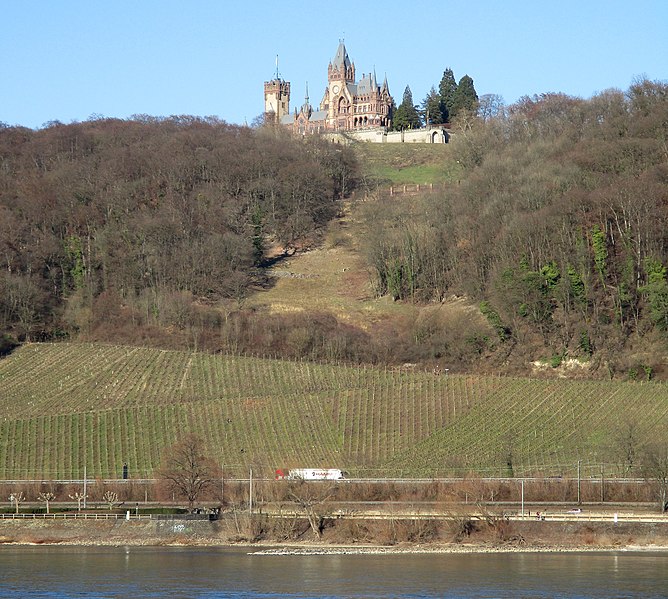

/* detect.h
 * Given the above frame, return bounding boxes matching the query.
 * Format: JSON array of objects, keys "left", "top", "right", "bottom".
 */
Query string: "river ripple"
[{"left": 0, "top": 546, "right": 666, "bottom": 598}]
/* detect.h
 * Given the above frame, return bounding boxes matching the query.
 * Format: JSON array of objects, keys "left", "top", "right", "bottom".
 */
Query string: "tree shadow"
[{"left": 0, "top": 335, "right": 19, "bottom": 358}]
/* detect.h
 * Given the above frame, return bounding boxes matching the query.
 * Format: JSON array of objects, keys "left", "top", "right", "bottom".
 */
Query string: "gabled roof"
[
  {"left": 309, "top": 110, "right": 327, "bottom": 122},
  {"left": 357, "top": 73, "right": 378, "bottom": 96}
]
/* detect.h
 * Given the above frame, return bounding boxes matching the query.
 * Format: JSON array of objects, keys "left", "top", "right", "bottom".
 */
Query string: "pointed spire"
[
  {"left": 332, "top": 39, "right": 351, "bottom": 71},
  {"left": 302, "top": 82, "right": 312, "bottom": 118},
  {"left": 381, "top": 72, "right": 390, "bottom": 95}
]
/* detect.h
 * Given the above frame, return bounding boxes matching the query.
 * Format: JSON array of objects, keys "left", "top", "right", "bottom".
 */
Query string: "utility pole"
[
  {"left": 83, "top": 413, "right": 89, "bottom": 510},
  {"left": 249, "top": 467, "right": 253, "bottom": 515},
  {"left": 577, "top": 460, "right": 582, "bottom": 505},
  {"left": 83, "top": 465, "right": 87, "bottom": 510},
  {"left": 521, "top": 479, "right": 525, "bottom": 518}
]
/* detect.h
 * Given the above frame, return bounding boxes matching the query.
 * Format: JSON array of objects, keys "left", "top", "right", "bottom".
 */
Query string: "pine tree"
[
  {"left": 392, "top": 86, "right": 422, "bottom": 130},
  {"left": 421, "top": 86, "right": 447, "bottom": 125},
  {"left": 438, "top": 68, "right": 457, "bottom": 121},
  {"left": 451, "top": 75, "right": 479, "bottom": 118}
]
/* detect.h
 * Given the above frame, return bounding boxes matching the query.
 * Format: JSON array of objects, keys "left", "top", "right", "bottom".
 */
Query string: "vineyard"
[{"left": 1, "top": 343, "right": 668, "bottom": 480}]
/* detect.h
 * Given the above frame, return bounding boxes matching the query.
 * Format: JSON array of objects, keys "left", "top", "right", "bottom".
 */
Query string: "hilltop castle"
[{"left": 264, "top": 41, "right": 394, "bottom": 134}]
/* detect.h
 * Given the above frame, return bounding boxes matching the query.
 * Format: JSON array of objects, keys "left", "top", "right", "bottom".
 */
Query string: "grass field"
[
  {"left": 1, "top": 343, "right": 667, "bottom": 480},
  {"left": 353, "top": 142, "right": 462, "bottom": 185}
]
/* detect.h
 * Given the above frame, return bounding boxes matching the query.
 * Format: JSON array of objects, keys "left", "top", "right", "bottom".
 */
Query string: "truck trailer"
[{"left": 275, "top": 468, "right": 345, "bottom": 481}]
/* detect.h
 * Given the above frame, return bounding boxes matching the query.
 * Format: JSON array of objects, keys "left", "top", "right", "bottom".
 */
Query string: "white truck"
[{"left": 275, "top": 468, "right": 345, "bottom": 481}]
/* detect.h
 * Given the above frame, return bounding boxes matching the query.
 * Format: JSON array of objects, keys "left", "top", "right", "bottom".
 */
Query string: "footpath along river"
[{"left": 0, "top": 546, "right": 667, "bottom": 598}]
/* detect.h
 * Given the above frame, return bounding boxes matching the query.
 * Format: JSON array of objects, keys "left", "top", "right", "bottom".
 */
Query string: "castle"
[{"left": 264, "top": 41, "right": 394, "bottom": 134}]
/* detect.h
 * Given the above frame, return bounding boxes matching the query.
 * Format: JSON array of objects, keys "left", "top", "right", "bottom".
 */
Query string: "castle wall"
[{"left": 325, "top": 127, "right": 450, "bottom": 144}]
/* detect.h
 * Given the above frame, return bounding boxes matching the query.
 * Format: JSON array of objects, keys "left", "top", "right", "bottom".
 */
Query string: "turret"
[
  {"left": 328, "top": 40, "right": 355, "bottom": 83},
  {"left": 263, "top": 56, "right": 291, "bottom": 124}
]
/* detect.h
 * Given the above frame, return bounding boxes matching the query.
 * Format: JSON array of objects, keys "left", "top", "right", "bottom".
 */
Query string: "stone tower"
[{"left": 264, "top": 58, "right": 290, "bottom": 124}]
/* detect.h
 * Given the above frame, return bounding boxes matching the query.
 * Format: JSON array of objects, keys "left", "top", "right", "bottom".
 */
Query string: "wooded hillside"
[
  {"left": 363, "top": 79, "right": 668, "bottom": 377},
  {"left": 1, "top": 79, "right": 667, "bottom": 378},
  {"left": 0, "top": 117, "right": 356, "bottom": 351}
]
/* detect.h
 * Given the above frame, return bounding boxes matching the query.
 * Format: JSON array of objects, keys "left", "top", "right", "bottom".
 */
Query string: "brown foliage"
[
  {"left": 157, "top": 435, "right": 217, "bottom": 509},
  {"left": 0, "top": 118, "right": 357, "bottom": 344},
  {"left": 362, "top": 79, "right": 668, "bottom": 376}
]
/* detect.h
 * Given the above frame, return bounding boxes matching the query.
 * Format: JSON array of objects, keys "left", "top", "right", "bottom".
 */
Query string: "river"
[{"left": 0, "top": 547, "right": 667, "bottom": 598}]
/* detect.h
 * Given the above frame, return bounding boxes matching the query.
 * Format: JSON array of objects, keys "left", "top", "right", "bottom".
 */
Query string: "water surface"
[{"left": 0, "top": 547, "right": 666, "bottom": 598}]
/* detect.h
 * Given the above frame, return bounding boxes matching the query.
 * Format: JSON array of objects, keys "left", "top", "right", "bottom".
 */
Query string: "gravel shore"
[{"left": 249, "top": 544, "right": 668, "bottom": 556}]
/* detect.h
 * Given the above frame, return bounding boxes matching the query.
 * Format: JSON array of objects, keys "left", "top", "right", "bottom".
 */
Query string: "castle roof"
[
  {"left": 357, "top": 72, "right": 378, "bottom": 96},
  {"left": 309, "top": 110, "right": 327, "bottom": 122},
  {"left": 331, "top": 41, "right": 352, "bottom": 71},
  {"left": 381, "top": 73, "right": 390, "bottom": 95}
]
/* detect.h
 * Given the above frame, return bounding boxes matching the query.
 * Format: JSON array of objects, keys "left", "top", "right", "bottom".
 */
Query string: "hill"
[
  {"left": 1, "top": 343, "right": 667, "bottom": 480},
  {"left": 3, "top": 82, "right": 667, "bottom": 377}
]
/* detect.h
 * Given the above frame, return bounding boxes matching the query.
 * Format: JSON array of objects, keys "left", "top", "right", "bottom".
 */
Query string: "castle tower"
[{"left": 264, "top": 56, "right": 291, "bottom": 124}]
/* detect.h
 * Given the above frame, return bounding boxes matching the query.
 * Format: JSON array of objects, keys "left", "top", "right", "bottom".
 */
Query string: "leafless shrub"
[
  {"left": 394, "top": 518, "right": 439, "bottom": 543},
  {"left": 102, "top": 491, "right": 120, "bottom": 511},
  {"left": 222, "top": 508, "right": 266, "bottom": 543},
  {"left": 447, "top": 515, "right": 478, "bottom": 542},
  {"left": 263, "top": 512, "right": 308, "bottom": 541}
]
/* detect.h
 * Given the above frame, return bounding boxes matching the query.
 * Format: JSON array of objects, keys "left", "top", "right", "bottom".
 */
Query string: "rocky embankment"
[{"left": 1, "top": 517, "right": 668, "bottom": 552}]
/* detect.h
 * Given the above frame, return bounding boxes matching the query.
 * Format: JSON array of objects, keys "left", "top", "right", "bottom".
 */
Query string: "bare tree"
[
  {"left": 102, "top": 491, "right": 120, "bottom": 511},
  {"left": 38, "top": 492, "right": 56, "bottom": 514},
  {"left": 287, "top": 480, "right": 334, "bottom": 540},
  {"left": 158, "top": 435, "right": 215, "bottom": 509},
  {"left": 69, "top": 490, "right": 88, "bottom": 511},
  {"left": 612, "top": 421, "right": 644, "bottom": 475},
  {"left": 478, "top": 93, "right": 505, "bottom": 122},
  {"left": 8, "top": 491, "right": 24, "bottom": 514},
  {"left": 640, "top": 443, "right": 668, "bottom": 513}
]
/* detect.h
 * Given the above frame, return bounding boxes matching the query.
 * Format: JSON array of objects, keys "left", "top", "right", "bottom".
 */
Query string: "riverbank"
[{"left": 1, "top": 516, "right": 668, "bottom": 552}]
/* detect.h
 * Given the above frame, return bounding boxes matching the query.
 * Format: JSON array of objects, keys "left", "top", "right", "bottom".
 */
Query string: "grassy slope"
[
  {"left": 248, "top": 142, "right": 464, "bottom": 331},
  {"left": 353, "top": 142, "right": 462, "bottom": 185},
  {"left": 1, "top": 343, "right": 668, "bottom": 480},
  {"left": 249, "top": 202, "right": 418, "bottom": 331}
]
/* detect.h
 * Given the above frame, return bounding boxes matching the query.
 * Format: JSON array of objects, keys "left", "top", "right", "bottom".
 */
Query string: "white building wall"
[{"left": 325, "top": 127, "right": 449, "bottom": 144}]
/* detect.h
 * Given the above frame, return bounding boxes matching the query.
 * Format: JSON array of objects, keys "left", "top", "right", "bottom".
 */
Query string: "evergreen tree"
[
  {"left": 451, "top": 75, "right": 479, "bottom": 118},
  {"left": 421, "top": 86, "right": 447, "bottom": 125},
  {"left": 438, "top": 68, "right": 457, "bottom": 121},
  {"left": 393, "top": 86, "right": 422, "bottom": 130}
]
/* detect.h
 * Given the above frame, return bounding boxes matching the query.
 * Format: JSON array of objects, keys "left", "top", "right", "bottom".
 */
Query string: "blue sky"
[{"left": 2, "top": 0, "right": 667, "bottom": 128}]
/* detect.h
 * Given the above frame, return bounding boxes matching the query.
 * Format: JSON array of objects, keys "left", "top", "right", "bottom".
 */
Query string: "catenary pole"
[{"left": 249, "top": 468, "right": 253, "bottom": 515}]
